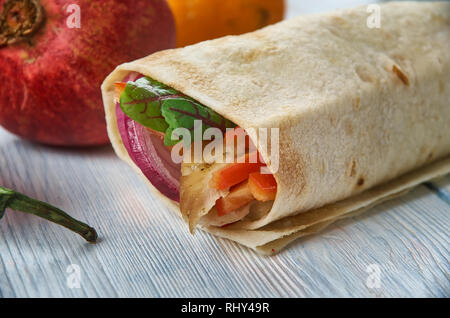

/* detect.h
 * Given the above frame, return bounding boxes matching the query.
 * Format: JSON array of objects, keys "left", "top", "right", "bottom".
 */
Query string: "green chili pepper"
[{"left": 0, "top": 186, "right": 98, "bottom": 243}]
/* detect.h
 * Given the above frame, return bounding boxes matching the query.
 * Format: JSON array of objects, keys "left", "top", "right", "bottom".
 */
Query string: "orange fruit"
[{"left": 167, "top": 0, "right": 285, "bottom": 47}]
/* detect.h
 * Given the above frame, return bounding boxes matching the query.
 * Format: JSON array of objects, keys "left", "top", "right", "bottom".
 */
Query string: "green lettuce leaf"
[
  {"left": 119, "top": 77, "right": 173, "bottom": 133},
  {"left": 120, "top": 77, "right": 236, "bottom": 146}
]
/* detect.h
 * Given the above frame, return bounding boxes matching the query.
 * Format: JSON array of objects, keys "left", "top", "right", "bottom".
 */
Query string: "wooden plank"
[{"left": 0, "top": 127, "right": 449, "bottom": 297}]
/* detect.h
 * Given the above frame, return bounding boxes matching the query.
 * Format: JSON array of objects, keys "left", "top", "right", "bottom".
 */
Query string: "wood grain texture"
[
  {"left": 1, "top": 1, "right": 449, "bottom": 298},
  {"left": 1, "top": 127, "right": 449, "bottom": 298}
]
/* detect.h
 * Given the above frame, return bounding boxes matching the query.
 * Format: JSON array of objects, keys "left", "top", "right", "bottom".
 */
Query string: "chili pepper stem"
[{"left": 0, "top": 186, "right": 98, "bottom": 243}]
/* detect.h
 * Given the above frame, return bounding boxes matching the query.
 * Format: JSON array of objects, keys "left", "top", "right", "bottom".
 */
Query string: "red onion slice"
[{"left": 116, "top": 103, "right": 181, "bottom": 202}]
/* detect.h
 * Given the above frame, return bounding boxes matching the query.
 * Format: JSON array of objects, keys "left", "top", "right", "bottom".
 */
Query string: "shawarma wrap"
[{"left": 101, "top": 2, "right": 450, "bottom": 255}]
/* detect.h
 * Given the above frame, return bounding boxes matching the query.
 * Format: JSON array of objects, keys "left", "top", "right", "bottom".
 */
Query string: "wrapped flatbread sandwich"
[{"left": 102, "top": 2, "right": 450, "bottom": 254}]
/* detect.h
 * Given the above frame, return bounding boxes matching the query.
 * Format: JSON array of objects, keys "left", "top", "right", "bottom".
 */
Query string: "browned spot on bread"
[
  {"left": 353, "top": 97, "right": 361, "bottom": 111},
  {"left": 278, "top": 127, "right": 307, "bottom": 201},
  {"left": 427, "top": 152, "right": 434, "bottom": 161},
  {"left": 344, "top": 119, "right": 354, "bottom": 136},
  {"left": 325, "top": 17, "right": 347, "bottom": 37},
  {"left": 241, "top": 50, "right": 260, "bottom": 63},
  {"left": 231, "top": 43, "right": 279, "bottom": 64},
  {"left": 439, "top": 80, "right": 445, "bottom": 94},
  {"left": 162, "top": 57, "right": 220, "bottom": 95},
  {"left": 346, "top": 159, "right": 357, "bottom": 177},
  {"left": 381, "top": 30, "right": 392, "bottom": 40},
  {"left": 392, "top": 65, "right": 409, "bottom": 86},
  {"left": 330, "top": 15, "right": 347, "bottom": 26},
  {"left": 320, "top": 161, "right": 326, "bottom": 175},
  {"left": 431, "top": 13, "right": 450, "bottom": 25},
  {"left": 329, "top": 116, "right": 335, "bottom": 126},
  {"left": 355, "top": 65, "right": 376, "bottom": 84},
  {"left": 357, "top": 177, "right": 365, "bottom": 187},
  {"left": 393, "top": 54, "right": 406, "bottom": 63},
  {"left": 350, "top": 160, "right": 357, "bottom": 177}
]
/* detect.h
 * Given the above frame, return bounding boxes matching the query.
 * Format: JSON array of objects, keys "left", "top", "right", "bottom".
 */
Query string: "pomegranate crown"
[{"left": 0, "top": 0, "right": 45, "bottom": 47}]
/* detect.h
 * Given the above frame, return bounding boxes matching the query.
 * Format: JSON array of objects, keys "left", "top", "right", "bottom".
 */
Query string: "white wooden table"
[{"left": 1, "top": 1, "right": 449, "bottom": 298}]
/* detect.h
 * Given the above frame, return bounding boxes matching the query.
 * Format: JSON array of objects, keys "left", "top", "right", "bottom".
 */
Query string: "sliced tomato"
[
  {"left": 216, "top": 181, "right": 255, "bottom": 216},
  {"left": 209, "top": 151, "right": 265, "bottom": 190},
  {"left": 114, "top": 82, "right": 127, "bottom": 103},
  {"left": 248, "top": 172, "right": 277, "bottom": 201}
]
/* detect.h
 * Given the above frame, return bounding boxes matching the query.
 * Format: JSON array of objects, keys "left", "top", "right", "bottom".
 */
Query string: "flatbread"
[{"left": 102, "top": 2, "right": 450, "bottom": 254}]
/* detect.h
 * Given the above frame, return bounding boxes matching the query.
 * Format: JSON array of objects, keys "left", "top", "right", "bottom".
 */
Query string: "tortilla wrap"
[{"left": 102, "top": 2, "right": 450, "bottom": 254}]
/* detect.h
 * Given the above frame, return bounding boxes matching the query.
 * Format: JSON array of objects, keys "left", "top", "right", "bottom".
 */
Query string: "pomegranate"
[{"left": 0, "top": 0, "right": 175, "bottom": 146}]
